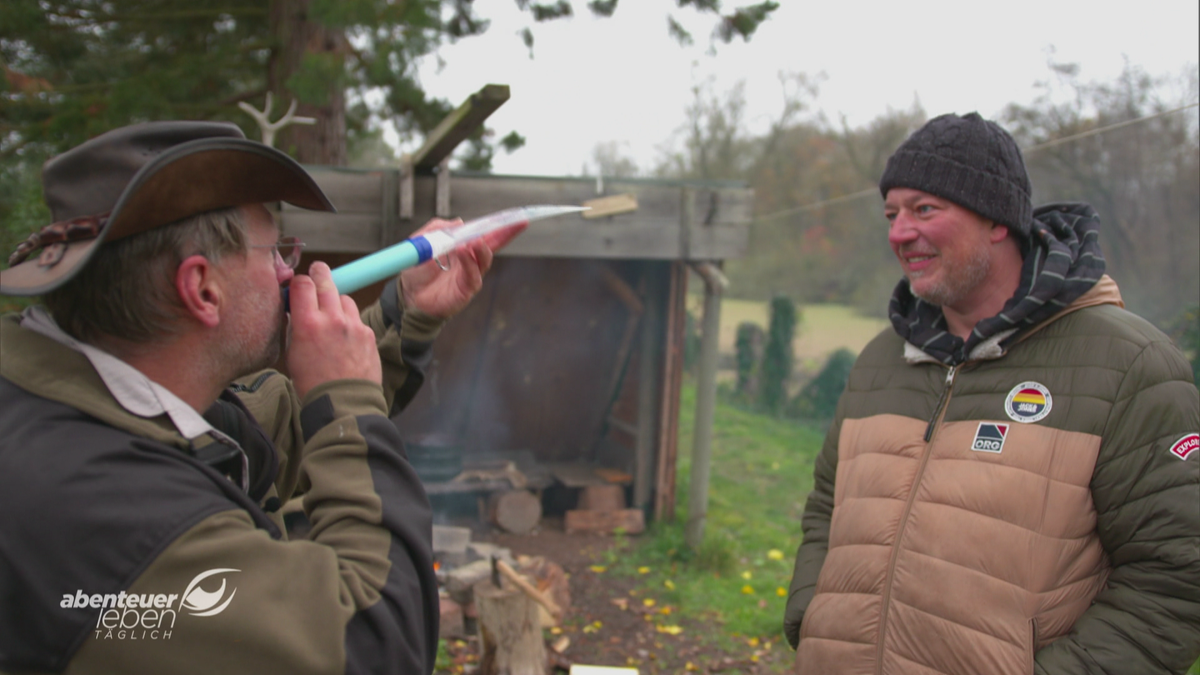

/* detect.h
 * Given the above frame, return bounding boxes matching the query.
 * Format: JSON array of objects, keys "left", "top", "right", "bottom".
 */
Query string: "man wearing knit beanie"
[{"left": 784, "top": 113, "right": 1200, "bottom": 675}]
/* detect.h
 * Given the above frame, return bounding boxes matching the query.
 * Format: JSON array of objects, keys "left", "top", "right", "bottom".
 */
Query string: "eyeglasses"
[{"left": 250, "top": 236, "right": 305, "bottom": 269}]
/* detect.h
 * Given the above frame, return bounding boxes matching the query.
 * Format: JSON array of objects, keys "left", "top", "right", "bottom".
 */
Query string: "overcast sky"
[{"left": 397, "top": 1, "right": 1200, "bottom": 177}]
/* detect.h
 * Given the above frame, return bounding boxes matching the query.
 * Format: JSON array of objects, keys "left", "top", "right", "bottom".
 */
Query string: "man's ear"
[
  {"left": 175, "top": 254, "right": 222, "bottom": 328},
  {"left": 989, "top": 221, "right": 1012, "bottom": 244}
]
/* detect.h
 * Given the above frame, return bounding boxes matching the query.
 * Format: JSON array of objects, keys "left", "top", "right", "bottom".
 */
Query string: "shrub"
[
  {"left": 760, "top": 296, "right": 797, "bottom": 416},
  {"left": 790, "top": 348, "right": 856, "bottom": 420},
  {"left": 734, "top": 321, "right": 764, "bottom": 401}
]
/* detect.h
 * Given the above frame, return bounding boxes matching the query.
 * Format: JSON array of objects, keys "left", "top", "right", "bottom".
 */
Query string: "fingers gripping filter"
[
  {"left": 1, "top": 121, "right": 336, "bottom": 296},
  {"left": 879, "top": 112, "right": 1033, "bottom": 237}
]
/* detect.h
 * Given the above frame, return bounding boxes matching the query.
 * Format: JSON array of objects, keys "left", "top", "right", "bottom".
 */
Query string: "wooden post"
[
  {"left": 474, "top": 580, "right": 546, "bottom": 675},
  {"left": 685, "top": 262, "right": 724, "bottom": 551},
  {"left": 634, "top": 263, "right": 661, "bottom": 512}
]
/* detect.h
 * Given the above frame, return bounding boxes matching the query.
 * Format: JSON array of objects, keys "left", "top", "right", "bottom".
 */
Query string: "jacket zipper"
[
  {"left": 875, "top": 364, "right": 958, "bottom": 674},
  {"left": 924, "top": 365, "right": 958, "bottom": 442}
]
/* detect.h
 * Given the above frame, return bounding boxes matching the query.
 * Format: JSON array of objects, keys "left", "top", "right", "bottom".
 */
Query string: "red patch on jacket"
[{"left": 1169, "top": 433, "right": 1199, "bottom": 460}]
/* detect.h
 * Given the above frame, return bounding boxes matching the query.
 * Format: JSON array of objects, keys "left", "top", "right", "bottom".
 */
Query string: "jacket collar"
[
  {"left": 903, "top": 274, "right": 1124, "bottom": 365},
  {"left": 19, "top": 306, "right": 217, "bottom": 439},
  {"left": 0, "top": 308, "right": 243, "bottom": 455}
]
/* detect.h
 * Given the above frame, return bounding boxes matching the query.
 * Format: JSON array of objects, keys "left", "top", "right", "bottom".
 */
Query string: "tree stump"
[
  {"left": 487, "top": 490, "right": 542, "bottom": 535},
  {"left": 473, "top": 580, "right": 546, "bottom": 675}
]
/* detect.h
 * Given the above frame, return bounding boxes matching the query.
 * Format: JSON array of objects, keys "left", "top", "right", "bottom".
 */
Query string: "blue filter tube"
[{"left": 284, "top": 204, "right": 587, "bottom": 309}]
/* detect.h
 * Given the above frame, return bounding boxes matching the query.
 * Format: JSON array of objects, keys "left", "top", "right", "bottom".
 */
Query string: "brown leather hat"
[{"left": 1, "top": 121, "right": 335, "bottom": 296}]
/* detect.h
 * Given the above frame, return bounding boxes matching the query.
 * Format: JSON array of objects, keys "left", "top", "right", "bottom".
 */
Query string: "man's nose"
[{"left": 888, "top": 213, "right": 918, "bottom": 245}]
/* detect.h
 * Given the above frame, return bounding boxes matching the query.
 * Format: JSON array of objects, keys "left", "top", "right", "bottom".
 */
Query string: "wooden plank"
[
  {"left": 412, "top": 84, "right": 510, "bottom": 171},
  {"left": 547, "top": 463, "right": 608, "bottom": 488},
  {"left": 380, "top": 169, "right": 400, "bottom": 247},
  {"left": 400, "top": 155, "right": 414, "bottom": 221},
  {"left": 581, "top": 193, "right": 638, "bottom": 219},
  {"left": 292, "top": 168, "right": 383, "bottom": 213},
  {"left": 289, "top": 172, "right": 752, "bottom": 259},
  {"left": 564, "top": 509, "right": 645, "bottom": 535},
  {"left": 281, "top": 212, "right": 380, "bottom": 253},
  {"left": 654, "top": 262, "right": 687, "bottom": 521},
  {"left": 633, "top": 264, "right": 663, "bottom": 511},
  {"left": 436, "top": 157, "right": 451, "bottom": 217}
]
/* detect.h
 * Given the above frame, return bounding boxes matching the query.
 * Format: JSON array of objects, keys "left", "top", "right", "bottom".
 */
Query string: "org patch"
[
  {"left": 1169, "top": 433, "right": 1199, "bottom": 461},
  {"left": 971, "top": 423, "right": 1009, "bottom": 453},
  {"left": 1005, "top": 381, "right": 1052, "bottom": 423}
]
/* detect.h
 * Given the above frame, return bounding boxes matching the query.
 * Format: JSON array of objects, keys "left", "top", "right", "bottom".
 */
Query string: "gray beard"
[{"left": 910, "top": 246, "right": 992, "bottom": 308}]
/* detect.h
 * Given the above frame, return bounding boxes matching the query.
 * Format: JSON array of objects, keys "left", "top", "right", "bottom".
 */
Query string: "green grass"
[{"left": 608, "top": 380, "right": 825, "bottom": 657}]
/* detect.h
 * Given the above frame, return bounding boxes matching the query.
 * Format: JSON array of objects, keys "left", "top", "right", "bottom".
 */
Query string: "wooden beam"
[
  {"left": 412, "top": 84, "right": 510, "bottom": 172},
  {"left": 436, "top": 157, "right": 452, "bottom": 217},
  {"left": 564, "top": 508, "right": 645, "bottom": 535},
  {"left": 282, "top": 172, "right": 752, "bottom": 259},
  {"left": 582, "top": 193, "right": 638, "bottom": 219},
  {"left": 654, "top": 262, "right": 687, "bottom": 521}
]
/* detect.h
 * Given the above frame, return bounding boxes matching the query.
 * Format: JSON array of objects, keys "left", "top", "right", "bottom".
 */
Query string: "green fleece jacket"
[{"left": 0, "top": 284, "right": 447, "bottom": 675}]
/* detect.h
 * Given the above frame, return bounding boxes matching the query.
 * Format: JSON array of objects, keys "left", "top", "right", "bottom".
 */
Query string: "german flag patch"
[{"left": 1005, "top": 381, "right": 1052, "bottom": 424}]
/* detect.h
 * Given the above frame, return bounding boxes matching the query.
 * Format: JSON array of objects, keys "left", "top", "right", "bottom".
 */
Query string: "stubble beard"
[
  {"left": 222, "top": 288, "right": 287, "bottom": 383},
  {"left": 908, "top": 245, "right": 992, "bottom": 309}
]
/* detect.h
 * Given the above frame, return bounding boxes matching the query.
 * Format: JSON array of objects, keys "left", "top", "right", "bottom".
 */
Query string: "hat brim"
[{"left": 1, "top": 138, "right": 335, "bottom": 297}]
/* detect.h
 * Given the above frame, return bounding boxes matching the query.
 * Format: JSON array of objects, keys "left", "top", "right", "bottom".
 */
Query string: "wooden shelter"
[{"left": 275, "top": 86, "right": 752, "bottom": 530}]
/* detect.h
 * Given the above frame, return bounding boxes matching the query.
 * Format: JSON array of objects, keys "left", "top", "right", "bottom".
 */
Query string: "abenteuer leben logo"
[{"left": 61, "top": 568, "right": 240, "bottom": 641}]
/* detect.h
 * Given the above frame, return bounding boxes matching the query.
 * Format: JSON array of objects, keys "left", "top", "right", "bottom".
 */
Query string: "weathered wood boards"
[{"left": 280, "top": 171, "right": 751, "bottom": 260}]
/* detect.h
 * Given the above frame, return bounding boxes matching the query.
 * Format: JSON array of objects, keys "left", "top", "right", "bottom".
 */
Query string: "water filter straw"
[{"left": 284, "top": 204, "right": 587, "bottom": 308}]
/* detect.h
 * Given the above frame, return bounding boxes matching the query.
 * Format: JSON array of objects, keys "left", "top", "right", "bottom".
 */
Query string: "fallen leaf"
[
  {"left": 611, "top": 598, "right": 629, "bottom": 610},
  {"left": 643, "top": 598, "right": 656, "bottom": 607},
  {"left": 741, "top": 570, "right": 752, "bottom": 580},
  {"left": 589, "top": 565, "right": 606, "bottom": 573},
  {"left": 638, "top": 566, "right": 651, "bottom": 574},
  {"left": 664, "top": 579, "right": 676, "bottom": 590},
  {"left": 656, "top": 624, "right": 683, "bottom": 635},
  {"left": 776, "top": 586, "right": 788, "bottom": 597},
  {"left": 741, "top": 585, "right": 755, "bottom": 595},
  {"left": 767, "top": 549, "right": 784, "bottom": 561}
]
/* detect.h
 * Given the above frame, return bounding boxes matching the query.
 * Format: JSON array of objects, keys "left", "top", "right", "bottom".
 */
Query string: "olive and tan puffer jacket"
[{"left": 784, "top": 207, "right": 1200, "bottom": 674}]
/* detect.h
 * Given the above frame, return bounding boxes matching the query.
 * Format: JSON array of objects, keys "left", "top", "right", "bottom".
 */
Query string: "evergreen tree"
[{"left": 759, "top": 295, "right": 795, "bottom": 415}]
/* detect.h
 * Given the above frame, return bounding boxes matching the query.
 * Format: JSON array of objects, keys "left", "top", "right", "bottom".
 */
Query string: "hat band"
[{"left": 8, "top": 214, "right": 108, "bottom": 268}]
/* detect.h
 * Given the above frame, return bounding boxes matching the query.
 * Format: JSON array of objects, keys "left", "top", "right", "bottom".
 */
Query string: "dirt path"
[{"left": 438, "top": 518, "right": 793, "bottom": 674}]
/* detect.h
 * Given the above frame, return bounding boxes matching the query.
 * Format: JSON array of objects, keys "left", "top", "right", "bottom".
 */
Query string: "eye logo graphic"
[{"left": 179, "top": 568, "right": 240, "bottom": 617}]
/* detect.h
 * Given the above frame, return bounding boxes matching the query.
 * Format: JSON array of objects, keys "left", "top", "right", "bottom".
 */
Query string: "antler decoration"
[{"left": 237, "top": 92, "right": 316, "bottom": 147}]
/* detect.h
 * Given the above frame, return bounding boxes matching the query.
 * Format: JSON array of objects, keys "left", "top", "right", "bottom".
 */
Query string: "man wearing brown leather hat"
[
  {"left": 0, "top": 121, "right": 520, "bottom": 674},
  {"left": 783, "top": 113, "right": 1199, "bottom": 674}
]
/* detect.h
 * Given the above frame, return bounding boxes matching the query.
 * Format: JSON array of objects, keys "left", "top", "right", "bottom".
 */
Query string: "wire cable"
[{"left": 752, "top": 101, "right": 1200, "bottom": 224}]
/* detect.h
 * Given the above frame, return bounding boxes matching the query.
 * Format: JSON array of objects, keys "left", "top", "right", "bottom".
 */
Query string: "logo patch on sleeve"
[
  {"left": 1169, "top": 433, "right": 1199, "bottom": 461},
  {"left": 1005, "top": 381, "right": 1052, "bottom": 423},
  {"left": 971, "top": 423, "right": 1010, "bottom": 453}
]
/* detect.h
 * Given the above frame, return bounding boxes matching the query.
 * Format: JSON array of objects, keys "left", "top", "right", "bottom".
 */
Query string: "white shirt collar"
[{"left": 20, "top": 306, "right": 216, "bottom": 440}]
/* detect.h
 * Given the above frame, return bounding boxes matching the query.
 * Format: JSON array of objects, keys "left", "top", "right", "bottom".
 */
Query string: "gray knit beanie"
[{"left": 879, "top": 112, "right": 1032, "bottom": 237}]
